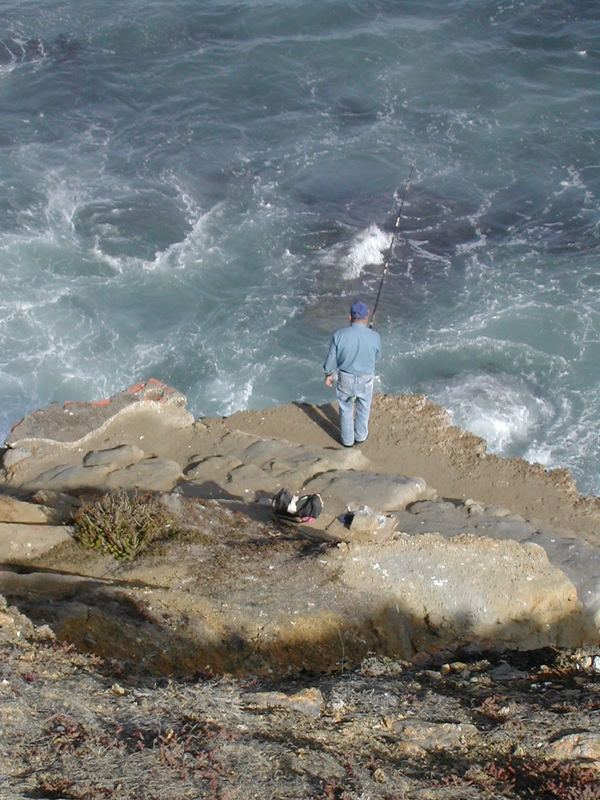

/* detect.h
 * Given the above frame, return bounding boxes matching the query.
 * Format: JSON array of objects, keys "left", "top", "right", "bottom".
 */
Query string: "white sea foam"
[
  {"left": 523, "top": 445, "right": 553, "bottom": 468},
  {"left": 428, "top": 372, "right": 554, "bottom": 454},
  {"left": 146, "top": 202, "right": 225, "bottom": 272},
  {"left": 342, "top": 224, "right": 392, "bottom": 279},
  {"left": 2, "top": 0, "right": 600, "bottom": 498},
  {"left": 207, "top": 375, "right": 255, "bottom": 416},
  {"left": 43, "top": 174, "right": 82, "bottom": 231}
]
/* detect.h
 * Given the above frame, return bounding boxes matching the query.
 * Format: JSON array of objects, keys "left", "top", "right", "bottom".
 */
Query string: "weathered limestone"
[
  {"left": 394, "top": 499, "right": 600, "bottom": 631},
  {"left": 1, "top": 380, "right": 599, "bottom": 678},
  {"left": 304, "top": 470, "right": 437, "bottom": 512},
  {"left": 0, "top": 494, "right": 61, "bottom": 525},
  {"left": 22, "top": 463, "right": 114, "bottom": 493},
  {"left": 2, "top": 448, "right": 32, "bottom": 469},
  {"left": 83, "top": 444, "right": 146, "bottom": 469},
  {"left": 31, "top": 489, "right": 81, "bottom": 521},
  {"left": 239, "top": 434, "right": 368, "bottom": 476},
  {"left": 181, "top": 433, "right": 370, "bottom": 502},
  {"left": 334, "top": 533, "right": 592, "bottom": 650},
  {"left": 6, "top": 378, "right": 193, "bottom": 450},
  {"left": 184, "top": 454, "right": 243, "bottom": 483},
  {"left": 0, "top": 517, "right": 594, "bottom": 677},
  {"left": 21, "top": 458, "right": 184, "bottom": 494},
  {"left": 102, "top": 458, "right": 184, "bottom": 492},
  {"left": 0, "top": 523, "right": 73, "bottom": 563},
  {"left": 225, "top": 463, "right": 280, "bottom": 497},
  {"left": 546, "top": 732, "right": 600, "bottom": 767},
  {"left": 325, "top": 504, "right": 398, "bottom": 544}
]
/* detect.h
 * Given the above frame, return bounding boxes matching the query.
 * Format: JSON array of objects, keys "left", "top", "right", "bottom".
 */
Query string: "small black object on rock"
[{"left": 271, "top": 488, "right": 323, "bottom": 525}]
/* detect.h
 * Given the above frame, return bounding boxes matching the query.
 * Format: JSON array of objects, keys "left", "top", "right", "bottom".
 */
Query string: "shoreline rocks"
[{"left": 0, "top": 379, "right": 599, "bottom": 677}]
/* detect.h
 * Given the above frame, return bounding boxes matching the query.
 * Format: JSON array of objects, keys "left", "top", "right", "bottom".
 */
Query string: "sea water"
[{"left": 1, "top": 1, "right": 600, "bottom": 493}]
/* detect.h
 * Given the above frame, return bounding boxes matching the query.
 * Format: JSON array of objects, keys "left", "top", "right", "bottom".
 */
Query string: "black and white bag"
[{"left": 271, "top": 488, "right": 323, "bottom": 524}]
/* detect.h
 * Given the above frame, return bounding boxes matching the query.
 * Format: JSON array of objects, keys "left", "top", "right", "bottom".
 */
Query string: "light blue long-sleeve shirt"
[{"left": 324, "top": 322, "right": 381, "bottom": 376}]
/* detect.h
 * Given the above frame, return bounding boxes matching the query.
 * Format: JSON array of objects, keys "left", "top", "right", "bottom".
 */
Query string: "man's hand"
[{"left": 324, "top": 374, "right": 334, "bottom": 388}]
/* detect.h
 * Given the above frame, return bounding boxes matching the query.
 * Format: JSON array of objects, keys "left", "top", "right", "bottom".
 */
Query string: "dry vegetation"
[
  {"left": 1, "top": 593, "right": 599, "bottom": 800},
  {"left": 72, "top": 491, "right": 180, "bottom": 561},
  {"left": 2, "top": 496, "right": 599, "bottom": 799}
]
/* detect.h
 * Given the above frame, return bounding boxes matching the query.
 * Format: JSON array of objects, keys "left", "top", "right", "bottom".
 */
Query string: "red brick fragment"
[
  {"left": 126, "top": 382, "right": 146, "bottom": 395},
  {"left": 90, "top": 398, "right": 111, "bottom": 408}
]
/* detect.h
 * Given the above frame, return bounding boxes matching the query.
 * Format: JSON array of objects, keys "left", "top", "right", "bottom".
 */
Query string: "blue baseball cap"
[{"left": 350, "top": 300, "right": 369, "bottom": 320}]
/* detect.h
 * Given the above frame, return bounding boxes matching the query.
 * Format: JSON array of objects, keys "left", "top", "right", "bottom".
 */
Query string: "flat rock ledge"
[
  {"left": 0, "top": 380, "right": 599, "bottom": 677},
  {"left": 5, "top": 378, "right": 193, "bottom": 454}
]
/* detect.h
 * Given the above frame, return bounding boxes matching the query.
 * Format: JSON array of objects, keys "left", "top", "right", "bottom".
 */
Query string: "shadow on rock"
[
  {"left": 293, "top": 401, "right": 340, "bottom": 443},
  {"left": 0, "top": 558, "right": 595, "bottom": 685}
]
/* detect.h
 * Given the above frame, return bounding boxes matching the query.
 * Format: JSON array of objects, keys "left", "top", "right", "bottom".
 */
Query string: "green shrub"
[{"left": 72, "top": 491, "right": 177, "bottom": 561}]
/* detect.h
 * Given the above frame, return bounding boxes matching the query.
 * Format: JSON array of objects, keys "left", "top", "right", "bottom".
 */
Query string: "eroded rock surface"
[
  {"left": 0, "top": 380, "right": 599, "bottom": 678},
  {"left": 0, "top": 498, "right": 595, "bottom": 677},
  {"left": 0, "top": 494, "right": 61, "bottom": 524},
  {"left": 6, "top": 378, "right": 192, "bottom": 450},
  {"left": 0, "top": 522, "right": 74, "bottom": 562}
]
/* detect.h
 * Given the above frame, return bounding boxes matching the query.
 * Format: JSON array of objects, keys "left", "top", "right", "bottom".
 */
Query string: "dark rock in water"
[
  {"left": 289, "top": 184, "right": 482, "bottom": 332},
  {"left": 396, "top": 186, "right": 481, "bottom": 258},
  {"left": 332, "top": 93, "right": 379, "bottom": 127},
  {"left": 0, "top": 34, "right": 80, "bottom": 66},
  {"left": 49, "top": 33, "right": 81, "bottom": 63},
  {"left": 0, "top": 37, "right": 44, "bottom": 65}
]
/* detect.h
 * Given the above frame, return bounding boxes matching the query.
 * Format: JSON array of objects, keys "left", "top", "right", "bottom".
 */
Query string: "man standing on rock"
[{"left": 324, "top": 300, "right": 381, "bottom": 447}]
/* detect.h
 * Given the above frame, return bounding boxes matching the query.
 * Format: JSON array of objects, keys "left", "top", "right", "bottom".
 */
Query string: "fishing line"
[{"left": 369, "top": 165, "right": 414, "bottom": 329}]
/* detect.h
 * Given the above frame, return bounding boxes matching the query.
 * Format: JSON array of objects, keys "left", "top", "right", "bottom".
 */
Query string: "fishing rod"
[{"left": 369, "top": 165, "right": 414, "bottom": 329}]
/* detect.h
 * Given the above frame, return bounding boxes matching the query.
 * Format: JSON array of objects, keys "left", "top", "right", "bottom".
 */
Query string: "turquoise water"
[{"left": 1, "top": 1, "right": 600, "bottom": 493}]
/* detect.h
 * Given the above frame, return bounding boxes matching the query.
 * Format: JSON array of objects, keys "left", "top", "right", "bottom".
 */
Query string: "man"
[{"left": 323, "top": 300, "right": 381, "bottom": 447}]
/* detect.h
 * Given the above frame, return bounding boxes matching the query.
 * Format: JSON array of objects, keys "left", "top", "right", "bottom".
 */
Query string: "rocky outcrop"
[
  {"left": 0, "top": 523, "right": 73, "bottom": 563},
  {"left": 546, "top": 732, "right": 600, "bottom": 768},
  {"left": 335, "top": 533, "right": 592, "bottom": 651},
  {"left": 0, "top": 493, "right": 62, "bottom": 524},
  {"left": 2, "top": 593, "right": 599, "bottom": 800},
  {"left": 0, "top": 498, "right": 595, "bottom": 677},
  {"left": 0, "top": 380, "right": 599, "bottom": 678},
  {"left": 304, "top": 470, "right": 436, "bottom": 512},
  {"left": 19, "top": 455, "right": 184, "bottom": 494},
  {"left": 181, "top": 430, "right": 371, "bottom": 502},
  {"left": 5, "top": 378, "right": 193, "bottom": 450}
]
